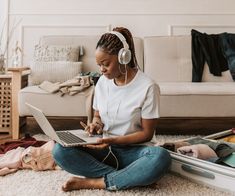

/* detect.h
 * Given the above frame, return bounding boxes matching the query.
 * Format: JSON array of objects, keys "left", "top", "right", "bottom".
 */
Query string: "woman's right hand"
[{"left": 85, "top": 117, "right": 104, "bottom": 136}]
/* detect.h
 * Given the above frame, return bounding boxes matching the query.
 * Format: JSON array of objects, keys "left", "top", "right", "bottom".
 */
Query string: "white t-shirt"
[{"left": 93, "top": 70, "right": 159, "bottom": 143}]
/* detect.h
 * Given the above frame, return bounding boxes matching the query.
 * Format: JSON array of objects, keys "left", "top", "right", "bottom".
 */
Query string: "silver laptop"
[{"left": 26, "top": 103, "right": 102, "bottom": 147}]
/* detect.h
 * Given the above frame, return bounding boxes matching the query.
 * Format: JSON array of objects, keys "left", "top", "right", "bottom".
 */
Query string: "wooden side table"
[{"left": 0, "top": 67, "right": 30, "bottom": 139}]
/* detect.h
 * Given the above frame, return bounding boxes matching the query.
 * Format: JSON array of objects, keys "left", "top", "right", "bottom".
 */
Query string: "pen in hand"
[
  {"left": 80, "top": 121, "right": 103, "bottom": 135},
  {"left": 80, "top": 121, "right": 92, "bottom": 137},
  {"left": 80, "top": 121, "right": 87, "bottom": 130}
]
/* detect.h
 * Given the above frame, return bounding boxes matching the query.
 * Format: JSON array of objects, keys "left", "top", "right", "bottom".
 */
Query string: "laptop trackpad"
[{"left": 69, "top": 129, "right": 102, "bottom": 143}]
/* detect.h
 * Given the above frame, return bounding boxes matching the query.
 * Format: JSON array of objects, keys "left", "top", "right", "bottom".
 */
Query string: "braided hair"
[{"left": 96, "top": 27, "right": 138, "bottom": 68}]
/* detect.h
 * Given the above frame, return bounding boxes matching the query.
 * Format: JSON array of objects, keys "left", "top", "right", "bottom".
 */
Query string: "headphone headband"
[
  {"left": 109, "top": 31, "right": 129, "bottom": 49},
  {"left": 107, "top": 30, "right": 132, "bottom": 65}
]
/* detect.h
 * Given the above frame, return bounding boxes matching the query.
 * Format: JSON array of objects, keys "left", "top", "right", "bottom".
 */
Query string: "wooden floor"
[
  {"left": 0, "top": 133, "right": 13, "bottom": 144},
  {"left": 1, "top": 116, "right": 235, "bottom": 142}
]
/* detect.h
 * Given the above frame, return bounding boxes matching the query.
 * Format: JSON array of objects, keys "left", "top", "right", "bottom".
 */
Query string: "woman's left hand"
[{"left": 83, "top": 137, "right": 116, "bottom": 150}]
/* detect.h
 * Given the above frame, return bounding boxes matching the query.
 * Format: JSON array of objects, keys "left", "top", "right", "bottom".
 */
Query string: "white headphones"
[{"left": 109, "top": 31, "right": 132, "bottom": 65}]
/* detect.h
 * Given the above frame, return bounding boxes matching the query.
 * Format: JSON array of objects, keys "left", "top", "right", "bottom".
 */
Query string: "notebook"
[{"left": 26, "top": 103, "right": 102, "bottom": 147}]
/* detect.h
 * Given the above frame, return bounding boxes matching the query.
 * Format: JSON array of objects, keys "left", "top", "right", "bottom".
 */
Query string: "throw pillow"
[
  {"left": 28, "top": 61, "right": 82, "bottom": 85},
  {"left": 34, "top": 44, "right": 80, "bottom": 62}
]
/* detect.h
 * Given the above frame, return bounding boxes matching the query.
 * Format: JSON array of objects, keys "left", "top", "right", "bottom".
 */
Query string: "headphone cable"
[{"left": 102, "top": 146, "right": 119, "bottom": 170}]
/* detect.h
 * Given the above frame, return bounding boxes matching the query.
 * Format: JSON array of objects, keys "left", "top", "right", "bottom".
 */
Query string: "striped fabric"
[
  {"left": 34, "top": 45, "right": 80, "bottom": 62},
  {"left": 29, "top": 61, "right": 82, "bottom": 85}
]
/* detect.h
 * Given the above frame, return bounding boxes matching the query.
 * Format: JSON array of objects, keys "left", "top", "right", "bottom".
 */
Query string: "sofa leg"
[
  {"left": 20, "top": 117, "right": 27, "bottom": 128},
  {"left": 10, "top": 67, "right": 30, "bottom": 139},
  {"left": 11, "top": 117, "right": 26, "bottom": 139},
  {"left": 11, "top": 116, "right": 20, "bottom": 140}
]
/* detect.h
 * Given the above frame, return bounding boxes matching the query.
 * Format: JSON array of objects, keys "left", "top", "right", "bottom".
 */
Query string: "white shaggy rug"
[{"left": 0, "top": 134, "right": 234, "bottom": 196}]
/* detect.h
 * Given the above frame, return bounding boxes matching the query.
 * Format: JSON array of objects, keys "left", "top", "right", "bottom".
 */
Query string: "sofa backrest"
[
  {"left": 144, "top": 36, "right": 233, "bottom": 82},
  {"left": 40, "top": 35, "right": 144, "bottom": 72}
]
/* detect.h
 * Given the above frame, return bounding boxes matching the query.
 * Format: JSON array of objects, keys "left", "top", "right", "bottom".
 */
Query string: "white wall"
[
  {"left": 5, "top": 0, "right": 235, "bottom": 66},
  {"left": 0, "top": 0, "right": 7, "bottom": 29},
  {"left": 0, "top": 0, "right": 8, "bottom": 55},
  {"left": 0, "top": 0, "right": 8, "bottom": 31}
]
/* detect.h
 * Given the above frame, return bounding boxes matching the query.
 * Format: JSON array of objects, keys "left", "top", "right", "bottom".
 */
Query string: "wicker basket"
[{"left": 0, "top": 78, "right": 12, "bottom": 133}]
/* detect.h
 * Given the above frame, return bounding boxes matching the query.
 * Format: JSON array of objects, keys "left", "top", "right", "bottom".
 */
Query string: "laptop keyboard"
[{"left": 57, "top": 131, "right": 86, "bottom": 144}]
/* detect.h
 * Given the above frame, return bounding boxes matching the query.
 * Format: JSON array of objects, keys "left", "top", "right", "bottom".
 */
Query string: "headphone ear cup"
[{"left": 118, "top": 48, "right": 132, "bottom": 65}]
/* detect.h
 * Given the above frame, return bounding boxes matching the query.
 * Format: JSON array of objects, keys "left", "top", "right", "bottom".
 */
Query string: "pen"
[{"left": 80, "top": 121, "right": 87, "bottom": 130}]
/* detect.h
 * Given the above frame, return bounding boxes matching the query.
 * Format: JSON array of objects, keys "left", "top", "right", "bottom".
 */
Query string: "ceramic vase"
[{"left": 0, "top": 54, "right": 6, "bottom": 74}]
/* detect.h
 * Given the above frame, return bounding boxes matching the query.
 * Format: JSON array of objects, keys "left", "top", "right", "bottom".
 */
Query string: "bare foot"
[{"left": 62, "top": 176, "right": 105, "bottom": 192}]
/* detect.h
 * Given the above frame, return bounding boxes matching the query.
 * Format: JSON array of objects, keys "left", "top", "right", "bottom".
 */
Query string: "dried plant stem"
[
  {"left": 3, "top": 18, "right": 22, "bottom": 56},
  {"left": 0, "top": 18, "right": 22, "bottom": 56},
  {"left": 0, "top": 19, "right": 7, "bottom": 53}
]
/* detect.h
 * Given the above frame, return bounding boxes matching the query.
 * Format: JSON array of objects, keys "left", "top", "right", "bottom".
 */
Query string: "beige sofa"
[
  {"left": 144, "top": 36, "right": 235, "bottom": 117},
  {"left": 18, "top": 35, "right": 235, "bottom": 137},
  {"left": 18, "top": 35, "right": 143, "bottom": 133},
  {"left": 144, "top": 36, "right": 235, "bottom": 134}
]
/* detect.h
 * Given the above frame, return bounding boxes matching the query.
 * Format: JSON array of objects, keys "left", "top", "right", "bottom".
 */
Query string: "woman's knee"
[
  {"left": 158, "top": 147, "right": 171, "bottom": 165},
  {"left": 147, "top": 146, "right": 172, "bottom": 171},
  {"left": 134, "top": 146, "right": 171, "bottom": 184}
]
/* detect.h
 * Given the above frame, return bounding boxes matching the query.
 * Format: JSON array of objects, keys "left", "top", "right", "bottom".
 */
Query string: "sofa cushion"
[
  {"left": 159, "top": 82, "right": 235, "bottom": 95},
  {"left": 201, "top": 65, "right": 233, "bottom": 82},
  {"left": 19, "top": 86, "right": 90, "bottom": 117},
  {"left": 144, "top": 36, "right": 233, "bottom": 82},
  {"left": 34, "top": 44, "right": 80, "bottom": 62},
  {"left": 144, "top": 36, "right": 192, "bottom": 82},
  {"left": 28, "top": 61, "right": 82, "bottom": 85},
  {"left": 158, "top": 82, "right": 235, "bottom": 117}
]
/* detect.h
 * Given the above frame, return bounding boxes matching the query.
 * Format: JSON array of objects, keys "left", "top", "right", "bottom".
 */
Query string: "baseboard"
[
  {"left": 21, "top": 116, "right": 235, "bottom": 136},
  {"left": 157, "top": 117, "right": 235, "bottom": 135}
]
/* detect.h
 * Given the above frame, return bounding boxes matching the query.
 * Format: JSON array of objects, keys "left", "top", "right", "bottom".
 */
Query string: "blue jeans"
[{"left": 52, "top": 144, "right": 171, "bottom": 191}]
